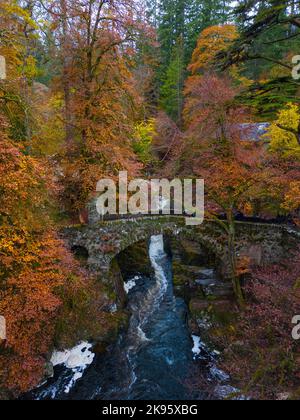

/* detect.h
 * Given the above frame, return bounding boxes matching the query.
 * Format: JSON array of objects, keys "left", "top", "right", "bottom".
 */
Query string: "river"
[{"left": 24, "top": 235, "right": 237, "bottom": 400}]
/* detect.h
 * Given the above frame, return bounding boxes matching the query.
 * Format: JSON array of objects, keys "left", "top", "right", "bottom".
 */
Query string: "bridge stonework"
[{"left": 62, "top": 216, "right": 300, "bottom": 282}]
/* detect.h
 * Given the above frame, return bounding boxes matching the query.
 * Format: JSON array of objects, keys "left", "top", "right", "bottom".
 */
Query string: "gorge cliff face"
[{"left": 115, "top": 234, "right": 236, "bottom": 343}]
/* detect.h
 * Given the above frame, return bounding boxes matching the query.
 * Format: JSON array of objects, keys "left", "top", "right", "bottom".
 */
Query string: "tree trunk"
[
  {"left": 60, "top": 0, "right": 74, "bottom": 154},
  {"left": 226, "top": 209, "right": 245, "bottom": 307}
]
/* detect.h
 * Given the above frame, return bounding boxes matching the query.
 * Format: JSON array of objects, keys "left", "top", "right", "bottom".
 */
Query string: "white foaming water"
[
  {"left": 149, "top": 234, "right": 169, "bottom": 300},
  {"left": 132, "top": 235, "right": 169, "bottom": 342},
  {"left": 149, "top": 234, "right": 165, "bottom": 259},
  {"left": 137, "top": 326, "right": 150, "bottom": 342},
  {"left": 51, "top": 342, "right": 94, "bottom": 369},
  {"left": 126, "top": 235, "right": 170, "bottom": 392},
  {"left": 192, "top": 335, "right": 202, "bottom": 357},
  {"left": 50, "top": 342, "right": 95, "bottom": 395},
  {"left": 191, "top": 335, "right": 244, "bottom": 399},
  {"left": 124, "top": 276, "right": 139, "bottom": 294}
]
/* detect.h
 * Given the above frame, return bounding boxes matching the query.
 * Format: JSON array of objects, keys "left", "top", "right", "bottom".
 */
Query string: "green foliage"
[
  {"left": 133, "top": 119, "right": 157, "bottom": 164},
  {"left": 219, "top": 0, "right": 300, "bottom": 118},
  {"left": 228, "top": 0, "right": 300, "bottom": 72},
  {"left": 157, "top": 0, "right": 232, "bottom": 70},
  {"left": 239, "top": 77, "right": 300, "bottom": 120},
  {"left": 156, "top": 0, "right": 232, "bottom": 122},
  {"left": 158, "top": 0, "right": 186, "bottom": 70},
  {"left": 159, "top": 37, "right": 185, "bottom": 122}
]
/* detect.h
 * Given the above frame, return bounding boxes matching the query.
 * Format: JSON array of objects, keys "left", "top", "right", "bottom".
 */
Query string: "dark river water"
[{"left": 24, "top": 235, "right": 237, "bottom": 400}]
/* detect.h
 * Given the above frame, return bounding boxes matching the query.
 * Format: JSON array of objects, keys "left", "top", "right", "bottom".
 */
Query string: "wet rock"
[
  {"left": 179, "top": 239, "right": 209, "bottom": 265},
  {"left": 188, "top": 318, "right": 200, "bottom": 335},
  {"left": 202, "top": 283, "right": 234, "bottom": 299},
  {"left": 210, "top": 300, "right": 234, "bottom": 312},
  {"left": 182, "top": 265, "right": 206, "bottom": 275},
  {"left": 214, "top": 385, "right": 246, "bottom": 400},
  {"left": 197, "top": 268, "right": 215, "bottom": 278},
  {"left": 195, "top": 278, "right": 217, "bottom": 287},
  {"left": 117, "top": 240, "right": 151, "bottom": 278},
  {"left": 189, "top": 298, "right": 211, "bottom": 314},
  {"left": 44, "top": 362, "right": 54, "bottom": 379},
  {"left": 109, "top": 259, "right": 127, "bottom": 309},
  {"left": 231, "top": 341, "right": 245, "bottom": 348},
  {"left": 92, "top": 342, "right": 108, "bottom": 354}
]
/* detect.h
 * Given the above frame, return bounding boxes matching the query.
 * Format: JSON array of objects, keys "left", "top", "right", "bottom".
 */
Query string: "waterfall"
[
  {"left": 25, "top": 233, "right": 233, "bottom": 400},
  {"left": 149, "top": 234, "right": 169, "bottom": 303},
  {"left": 122, "top": 234, "right": 171, "bottom": 393},
  {"left": 128, "top": 235, "right": 169, "bottom": 344}
]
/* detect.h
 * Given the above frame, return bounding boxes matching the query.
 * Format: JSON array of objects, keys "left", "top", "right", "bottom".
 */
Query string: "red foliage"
[{"left": 220, "top": 252, "right": 300, "bottom": 399}]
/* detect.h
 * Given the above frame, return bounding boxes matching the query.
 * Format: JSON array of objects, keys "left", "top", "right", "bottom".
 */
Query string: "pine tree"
[
  {"left": 158, "top": 0, "right": 186, "bottom": 72},
  {"left": 219, "top": 0, "right": 300, "bottom": 118},
  {"left": 185, "top": 0, "right": 231, "bottom": 60},
  {"left": 221, "top": 0, "right": 300, "bottom": 75},
  {"left": 160, "top": 36, "right": 185, "bottom": 123},
  {"left": 156, "top": 0, "right": 232, "bottom": 119},
  {"left": 158, "top": 0, "right": 231, "bottom": 70}
]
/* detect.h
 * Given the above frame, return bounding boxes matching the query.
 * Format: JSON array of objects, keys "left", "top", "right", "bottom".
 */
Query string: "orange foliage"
[
  {"left": 182, "top": 74, "right": 299, "bottom": 222},
  {"left": 0, "top": 118, "right": 100, "bottom": 395},
  {"left": 0, "top": 1, "right": 148, "bottom": 396},
  {"left": 0, "top": 232, "right": 67, "bottom": 394},
  {"left": 59, "top": 42, "right": 143, "bottom": 215},
  {"left": 185, "top": 25, "right": 250, "bottom": 130},
  {"left": 46, "top": 0, "right": 145, "bottom": 216},
  {"left": 188, "top": 25, "right": 238, "bottom": 75}
]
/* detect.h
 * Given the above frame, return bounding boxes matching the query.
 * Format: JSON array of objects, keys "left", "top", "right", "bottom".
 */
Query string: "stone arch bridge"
[{"left": 62, "top": 216, "right": 299, "bottom": 280}]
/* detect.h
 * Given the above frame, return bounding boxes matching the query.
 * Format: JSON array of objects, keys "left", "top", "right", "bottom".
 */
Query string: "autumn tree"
[
  {"left": 133, "top": 118, "right": 157, "bottom": 165},
  {"left": 0, "top": 110, "right": 117, "bottom": 397},
  {"left": 268, "top": 102, "right": 300, "bottom": 158},
  {"left": 188, "top": 24, "right": 238, "bottom": 76},
  {"left": 175, "top": 75, "right": 270, "bottom": 305},
  {"left": 149, "top": 111, "right": 181, "bottom": 169},
  {"left": 38, "top": 0, "right": 149, "bottom": 216},
  {"left": 181, "top": 72, "right": 300, "bottom": 304},
  {"left": 0, "top": 2, "right": 125, "bottom": 397},
  {"left": 157, "top": 0, "right": 232, "bottom": 72},
  {"left": 157, "top": 1, "right": 232, "bottom": 120},
  {"left": 0, "top": 113, "right": 58, "bottom": 393},
  {"left": 261, "top": 104, "right": 300, "bottom": 221},
  {"left": 0, "top": 0, "right": 39, "bottom": 141},
  {"left": 133, "top": 23, "right": 160, "bottom": 118},
  {"left": 184, "top": 24, "right": 253, "bottom": 128}
]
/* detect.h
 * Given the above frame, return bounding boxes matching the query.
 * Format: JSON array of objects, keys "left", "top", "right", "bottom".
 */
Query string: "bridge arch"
[
  {"left": 63, "top": 217, "right": 226, "bottom": 274},
  {"left": 62, "top": 215, "right": 299, "bottom": 283}
]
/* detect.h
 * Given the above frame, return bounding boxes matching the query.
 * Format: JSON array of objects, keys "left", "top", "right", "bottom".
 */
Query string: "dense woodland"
[{"left": 0, "top": 0, "right": 300, "bottom": 400}]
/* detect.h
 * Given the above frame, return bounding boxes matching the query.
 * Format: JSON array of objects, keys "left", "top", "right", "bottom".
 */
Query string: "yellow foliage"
[
  {"left": 0, "top": 1, "right": 38, "bottom": 80},
  {"left": 267, "top": 103, "right": 300, "bottom": 159},
  {"left": 23, "top": 55, "right": 38, "bottom": 79},
  {"left": 133, "top": 119, "right": 157, "bottom": 164},
  {"left": 32, "top": 93, "right": 65, "bottom": 156}
]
